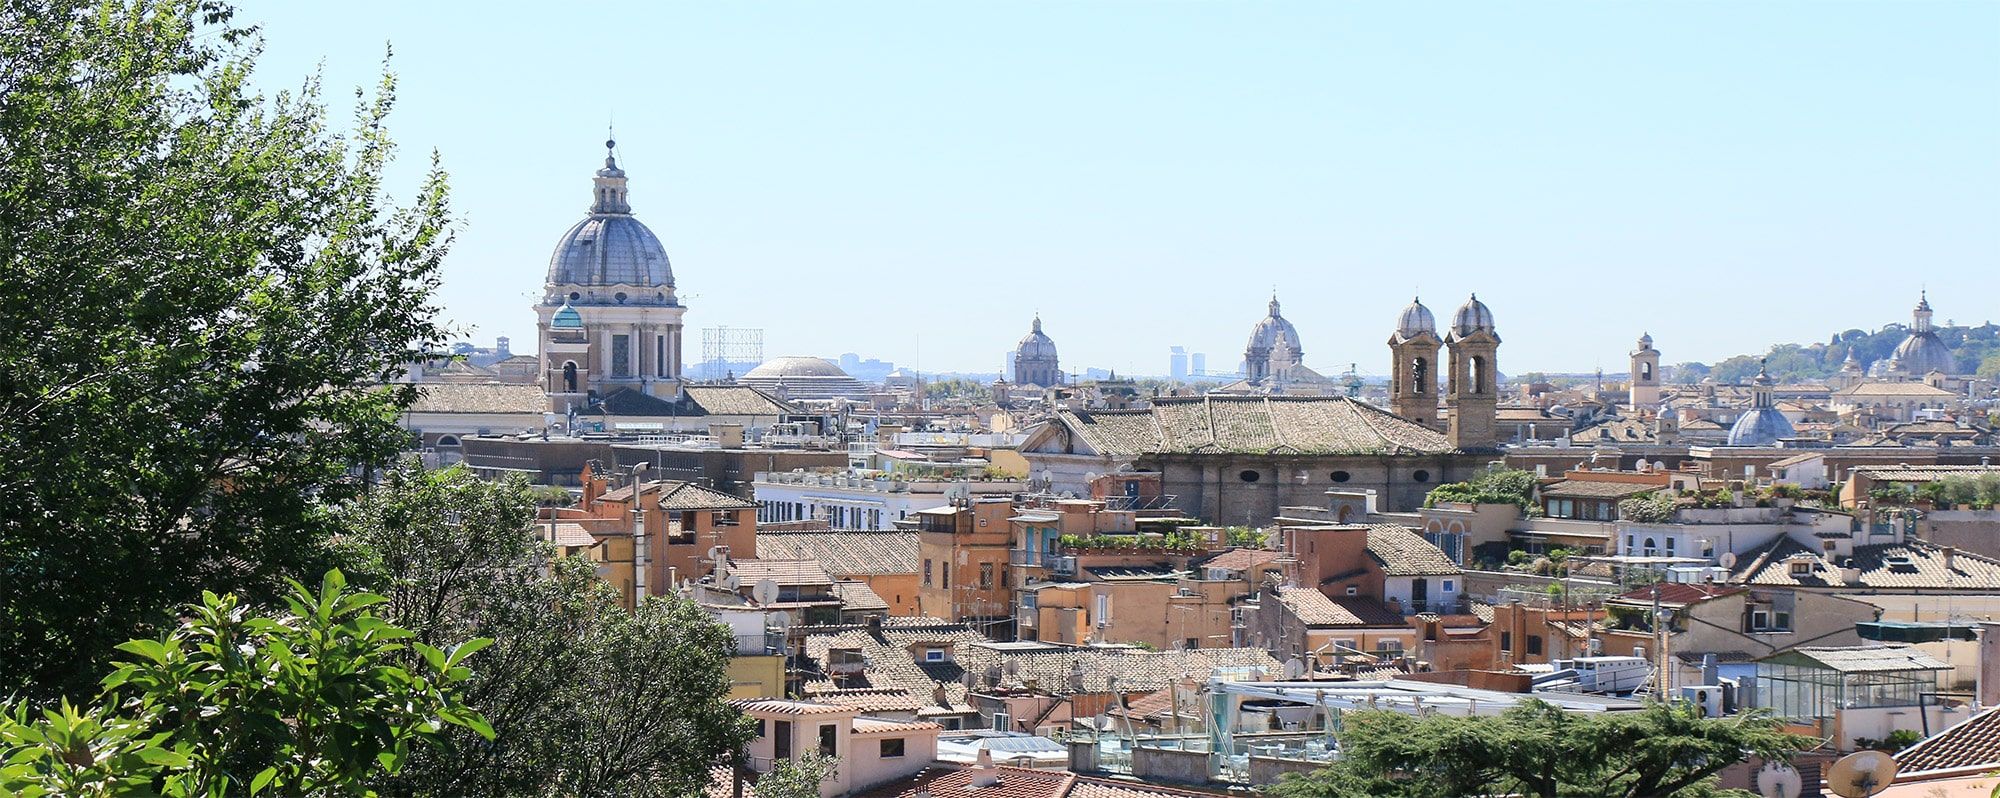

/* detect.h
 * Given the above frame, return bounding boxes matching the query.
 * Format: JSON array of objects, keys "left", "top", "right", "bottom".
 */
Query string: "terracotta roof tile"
[
  {"left": 757, "top": 531, "right": 919, "bottom": 576},
  {"left": 1196, "top": 548, "right": 1280, "bottom": 572},
  {"left": 1896, "top": 706, "right": 2000, "bottom": 775},
  {"left": 1054, "top": 396, "right": 1455, "bottom": 458},
  {"left": 1365, "top": 524, "right": 1462, "bottom": 576},
  {"left": 1733, "top": 537, "right": 2000, "bottom": 590},
  {"left": 1275, "top": 588, "right": 1404, "bottom": 627},
  {"left": 729, "top": 558, "right": 838, "bottom": 587},
  {"left": 406, "top": 383, "right": 546, "bottom": 415}
]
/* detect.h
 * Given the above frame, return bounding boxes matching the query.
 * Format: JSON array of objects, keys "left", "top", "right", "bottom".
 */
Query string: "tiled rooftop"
[
  {"left": 756, "top": 530, "right": 919, "bottom": 576},
  {"left": 1055, "top": 395, "right": 1456, "bottom": 458},
  {"left": 1733, "top": 537, "right": 2000, "bottom": 590},
  {"left": 1365, "top": 524, "right": 1462, "bottom": 576},
  {"left": 1896, "top": 707, "right": 2000, "bottom": 776},
  {"left": 407, "top": 383, "right": 546, "bottom": 414}
]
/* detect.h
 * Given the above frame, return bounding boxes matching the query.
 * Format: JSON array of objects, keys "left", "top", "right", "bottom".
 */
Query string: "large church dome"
[
  {"left": 544, "top": 142, "right": 675, "bottom": 298},
  {"left": 1450, "top": 294, "right": 1496, "bottom": 338},
  {"left": 1394, "top": 297, "right": 1437, "bottom": 339},
  {"left": 1016, "top": 317, "right": 1058, "bottom": 360},
  {"left": 1246, "top": 295, "right": 1303, "bottom": 355}
]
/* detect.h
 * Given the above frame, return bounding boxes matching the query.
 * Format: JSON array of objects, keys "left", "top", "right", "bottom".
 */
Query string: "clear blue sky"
[{"left": 244, "top": 1, "right": 1998, "bottom": 377}]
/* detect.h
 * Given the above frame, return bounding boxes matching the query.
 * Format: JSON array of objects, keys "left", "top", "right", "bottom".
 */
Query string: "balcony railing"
[
  {"left": 731, "top": 632, "right": 786, "bottom": 656},
  {"left": 1008, "top": 550, "right": 1064, "bottom": 568}
]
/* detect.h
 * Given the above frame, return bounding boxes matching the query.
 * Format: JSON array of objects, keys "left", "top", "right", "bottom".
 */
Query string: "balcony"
[
  {"left": 1009, "top": 550, "right": 1065, "bottom": 568},
  {"left": 731, "top": 632, "right": 786, "bottom": 656}
]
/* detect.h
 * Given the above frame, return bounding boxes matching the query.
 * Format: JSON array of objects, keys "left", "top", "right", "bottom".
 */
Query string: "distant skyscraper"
[
  {"left": 1191, "top": 353, "right": 1207, "bottom": 377},
  {"left": 1170, "top": 347, "right": 1188, "bottom": 380}
]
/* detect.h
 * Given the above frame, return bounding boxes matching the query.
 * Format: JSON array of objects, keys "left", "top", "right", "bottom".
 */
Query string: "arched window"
[
  {"left": 1643, "top": 537, "right": 1657, "bottom": 556},
  {"left": 1412, "top": 357, "right": 1428, "bottom": 393},
  {"left": 1470, "top": 356, "right": 1487, "bottom": 394},
  {"left": 436, "top": 435, "right": 460, "bottom": 448},
  {"left": 562, "top": 362, "right": 579, "bottom": 393},
  {"left": 1640, "top": 362, "right": 1654, "bottom": 381}
]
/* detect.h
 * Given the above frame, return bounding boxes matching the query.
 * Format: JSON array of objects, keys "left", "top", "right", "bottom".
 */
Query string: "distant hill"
[{"left": 1670, "top": 322, "right": 2000, "bottom": 384}]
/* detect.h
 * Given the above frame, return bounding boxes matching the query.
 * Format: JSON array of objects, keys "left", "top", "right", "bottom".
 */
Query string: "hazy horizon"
[{"left": 245, "top": 1, "right": 1999, "bottom": 378}]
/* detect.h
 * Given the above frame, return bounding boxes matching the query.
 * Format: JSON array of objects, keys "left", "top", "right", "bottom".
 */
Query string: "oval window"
[
  {"left": 1238, "top": 470, "right": 1261, "bottom": 483},
  {"left": 568, "top": 291, "right": 582, "bottom": 301},
  {"left": 1413, "top": 470, "right": 1432, "bottom": 483},
  {"left": 1331, "top": 471, "right": 1351, "bottom": 483}
]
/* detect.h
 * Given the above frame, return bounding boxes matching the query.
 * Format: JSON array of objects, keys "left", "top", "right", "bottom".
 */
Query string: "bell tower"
[
  {"left": 1445, "top": 294, "right": 1500, "bottom": 450},
  {"left": 1630, "top": 333, "right": 1661, "bottom": 408},
  {"left": 1388, "top": 298, "right": 1442, "bottom": 428}
]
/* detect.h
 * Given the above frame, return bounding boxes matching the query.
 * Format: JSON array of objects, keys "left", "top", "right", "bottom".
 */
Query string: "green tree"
[
  {"left": 0, "top": 572, "right": 490, "bottom": 797},
  {"left": 0, "top": 0, "right": 454, "bottom": 697},
  {"left": 343, "top": 464, "right": 756, "bottom": 798},
  {"left": 1425, "top": 468, "right": 1539, "bottom": 512},
  {"left": 751, "top": 753, "right": 838, "bottom": 798},
  {"left": 1271, "top": 700, "right": 1808, "bottom": 798}
]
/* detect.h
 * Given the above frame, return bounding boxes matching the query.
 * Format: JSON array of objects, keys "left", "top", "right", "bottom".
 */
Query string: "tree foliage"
[
  {"left": 343, "top": 464, "right": 757, "bottom": 798},
  {"left": 751, "top": 753, "right": 837, "bottom": 798},
  {"left": 0, "top": 572, "right": 489, "bottom": 797},
  {"left": 1271, "top": 700, "right": 1810, "bottom": 798},
  {"left": 0, "top": 0, "right": 454, "bottom": 697},
  {"left": 1425, "top": 468, "right": 1539, "bottom": 512}
]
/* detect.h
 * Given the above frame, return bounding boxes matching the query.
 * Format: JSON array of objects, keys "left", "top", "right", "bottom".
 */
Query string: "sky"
[{"left": 242, "top": 1, "right": 1999, "bottom": 378}]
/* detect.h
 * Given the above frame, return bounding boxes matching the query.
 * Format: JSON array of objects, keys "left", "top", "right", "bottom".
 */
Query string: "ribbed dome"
[
  {"left": 1016, "top": 317, "right": 1058, "bottom": 360},
  {"left": 1637, "top": 332, "right": 1654, "bottom": 349},
  {"left": 545, "top": 144, "right": 675, "bottom": 294},
  {"left": 1395, "top": 298, "right": 1436, "bottom": 338},
  {"left": 1451, "top": 294, "right": 1496, "bottom": 337},
  {"left": 550, "top": 301, "right": 583, "bottom": 329},
  {"left": 1727, "top": 408, "right": 1795, "bottom": 446},
  {"left": 1891, "top": 332, "right": 1955, "bottom": 376},
  {"left": 547, "top": 215, "right": 673, "bottom": 290},
  {"left": 1246, "top": 296, "right": 1303, "bottom": 355},
  {"left": 743, "top": 356, "right": 851, "bottom": 380}
]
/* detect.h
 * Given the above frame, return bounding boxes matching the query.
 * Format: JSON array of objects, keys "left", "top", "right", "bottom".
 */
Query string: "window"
[
  {"left": 1413, "top": 470, "right": 1431, "bottom": 483},
  {"left": 1751, "top": 610, "right": 1770, "bottom": 630},
  {"left": 1331, "top": 471, "right": 1351, "bottom": 483},
  {"left": 1239, "top": 470, "right": 1261, "bottom": 483},
  {"left": 1185, "top": 637, "right": 1199, "bottom": 650},
  {"left": 1526, "top": 635, "right": 1543, "bottom": 656},
  {"left": 1665, "top": 537, "right": 1676, "bottom": 554},
  {"left": 880, "top": 738, "right": 906, "bottom": 758},
  {"left": 1775, "top": 611, "right": 1792, "bottom": 630},
  {"left": 818, "top": 724, "right": 837, "bottom": 757},
  {"left": 923, "top": 559, "right": 932, "bottom": 587},
  {"left": 1442, "top": 579, "right": 1456, "bottom": 594},
  {"left": 656, "top": 335, "right": 667, "bottom": 377},
  {"left": 1344, "top": 586, "right": 1358, "bottom": 596},
  {"left": 774, "top": 720, "right": 793, "bottom": 759},
  {"left": 1095, "top": 594, "right": 1112, "bottom": 622},
  {"left": 941, "top": 564, "right": 949, "bottom": 589},
  {"left": 979, "top": 563, "right": 995, "bottom": 589},
  {"left": 925, "top": 648, "right": 946, "bottom": 663},
  {"left": 1378, "top": 639, "right": 1403, "bottom": 653},
  {"left": 1789, "top": 561, "right": 1812, "bottom": 576},
  {"left": 1333, "top": 639, "right": 1358, "bottom": 654},
  {"left": 611, "top": 334, "right": 631, "bottom": 377},
  {"left": 1501, "top": 631, "right": 1513, "bottom": 651}
]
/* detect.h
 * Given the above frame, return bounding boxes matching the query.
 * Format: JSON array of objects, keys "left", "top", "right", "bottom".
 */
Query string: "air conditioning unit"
[
  {"left": 1680, "top": 686, "right": 1723, "bottom": 718},
  {"left": 1052, "top": 556, "right": 1078, "bottom": 576}
]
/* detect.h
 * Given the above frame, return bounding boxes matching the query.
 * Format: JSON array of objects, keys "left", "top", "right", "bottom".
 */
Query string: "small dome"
[
  {"left": 1891, "top": 332, "right": 1955, "bottom": 376},
  {"left": 550, "top": 301, "right": 583, "bottom": 329},
  {"left": 1395, "top": 297, "right": 1436, "bottom": 338},
  {"left": 1451, "top": 294, "right": 1496, "bottom": 337},
  {"left": 742, "top": 356, "right": 851, "bottom": 380},
  {"left": 1727, "top": 408, "right": 1795, "bottom": 446},
  {"left": 1637, "top": 332, "right": 1654, "bottom": 349}
]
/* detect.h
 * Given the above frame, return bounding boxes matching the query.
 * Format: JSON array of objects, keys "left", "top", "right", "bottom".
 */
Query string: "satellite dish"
[
  {"left": 1720, "top": 552, "right": 1739, "bottom": 569},
  {"left": 1004, "top": 659, "right": 1020, "bottom": 675},
  {"left": 1756, "top": 762, "right": 1802, "bottom": 798},
  {"left": 769, "top": 613, "right": 791, "bottom": 632},
  {"left": 1283, "top": 658, "right": 1306, "bottom": 679},
  {"left": 753, "top": 578, "right": 780, "bottom": 605},
  {"left": 707, "top": 545, "right": 725, "bottom": 562},
  {"left": 1824, "top": 750, "right": 1898, "bottom": 798},
  {"left": 723, "top": 574, "right": 742, "bottom": 592},
  {"left": 1094, "top": 713, "right": 1111, "bottom": 730}
]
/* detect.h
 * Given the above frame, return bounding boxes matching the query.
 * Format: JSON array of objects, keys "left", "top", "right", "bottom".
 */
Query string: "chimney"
[
  {"left": 1980, "top": 622, "right": 2000, "bottom": 708},
  {"left": 708, "top": 422, "right": 744, "bottom": 449},
  {"left": 1944, "top": 545, "right": 1958, "bottom": 573},
  {"left": 970, "top": 748, "right": 1000, "bottom": 788},
  {"left": 867, "top": 614, "right": 884, "bottom": 634}
]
